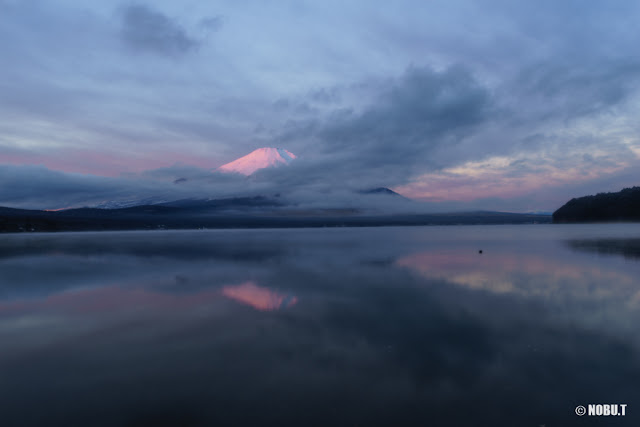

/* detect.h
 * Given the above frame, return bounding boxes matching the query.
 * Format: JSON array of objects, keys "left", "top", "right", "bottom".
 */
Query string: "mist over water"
[{"left": 1, "top": 225, "right": 639, "bottom": 426}]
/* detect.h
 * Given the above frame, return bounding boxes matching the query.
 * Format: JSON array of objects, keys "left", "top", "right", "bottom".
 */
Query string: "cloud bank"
[{"left": 1, "top": 0, "right": 640, "bottom": 211}]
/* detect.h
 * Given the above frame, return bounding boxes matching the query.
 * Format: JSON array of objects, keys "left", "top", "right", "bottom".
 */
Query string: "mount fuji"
[
  {"left": 74, "top": 147, "right": 409, "bottom": 212},
  {"left": 2, "top": 145, "right": 554, "bottom": 230},
  {"left": 217, "top": 147, "right": 297, "bottom": 176}
]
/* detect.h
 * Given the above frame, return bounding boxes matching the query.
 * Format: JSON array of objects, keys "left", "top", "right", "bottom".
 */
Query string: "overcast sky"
[{"left": 1, "top": 0, "right": 640, "bottom": 211}]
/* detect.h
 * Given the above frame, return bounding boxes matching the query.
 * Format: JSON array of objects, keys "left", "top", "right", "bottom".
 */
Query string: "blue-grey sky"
[{"left": 1, "top": 0, "right": 640, "bottom": 210}]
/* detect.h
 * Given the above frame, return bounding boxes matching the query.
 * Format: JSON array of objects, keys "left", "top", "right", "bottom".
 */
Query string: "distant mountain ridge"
[
  {"left": 0, "top": 203, "right": 551, "bottom": 233},
  {"left": 92, "top": 197, "right": 169, "bottom": 209},
  {"left": 553, "top": 186, "right": 640, "bottom": 223}
]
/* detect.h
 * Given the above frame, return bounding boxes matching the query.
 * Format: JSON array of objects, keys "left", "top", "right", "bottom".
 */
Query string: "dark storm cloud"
[
  {"left": 268, "top": 65, "right": 493, "bottom": 192},
  {"left": 138, "top": 164, "right": 251, "bottom": 188},
  {"left": 321, "top": 66, "right": 490, "bottom": 165},
  {"left": 0, "top": 162, "right": 419, "bottom": 212},
  {"left": 308, "top": 86, "right": 342, "bottom": 104},
  {"left": 506, "top": 58, "right": 640, "bottom": 125},
  {"left": 0, "top": 165, "right": 137, "bottom": 208},
  {"left": 0, "top": 162, "right": 283, "bottom": 210},
  {"left": 120, "top": 3, "right": 198, "bottom": 56},
  {"left": 0, "top": 164, "right": 195, "bottom": 209},
  {"left": 256, "top": 53, "right": 640, "bottom": 210},
  {"left": 199, "top": 15, "right": 223, "bottom": 32}
]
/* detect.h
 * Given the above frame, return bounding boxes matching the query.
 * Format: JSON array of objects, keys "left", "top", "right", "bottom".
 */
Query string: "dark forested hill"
[{"left": 553, "top": 187, "right": 640, "bottom": 223}]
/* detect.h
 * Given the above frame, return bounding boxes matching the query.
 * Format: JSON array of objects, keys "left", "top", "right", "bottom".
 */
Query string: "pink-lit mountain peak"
[{"left": 218, "top": 147, "right": 297, "bottom": 176}]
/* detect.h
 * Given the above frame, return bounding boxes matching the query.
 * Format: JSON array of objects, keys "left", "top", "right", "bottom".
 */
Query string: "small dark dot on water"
[{"left": 478, "top": 250, "right": 483, "bottom": 254}]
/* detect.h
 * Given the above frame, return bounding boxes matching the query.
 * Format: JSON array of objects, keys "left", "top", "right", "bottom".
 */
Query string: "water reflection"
[
  {"left": 0, "top": 226, "right": 639, "bottom": 426},
  {"left": 567, "top": 238, "right": 640, "bottom": 260},
  {"left": 222, "top": 281, "right": 298, "bottom": 311},
  {"left": 395, "top": 248, "right": 640, "bottom": 299}
]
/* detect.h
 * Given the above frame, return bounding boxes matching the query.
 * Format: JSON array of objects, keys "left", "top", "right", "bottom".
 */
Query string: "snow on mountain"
[{"left": 217, "top": 147, "right": 296, "bottom": 176}]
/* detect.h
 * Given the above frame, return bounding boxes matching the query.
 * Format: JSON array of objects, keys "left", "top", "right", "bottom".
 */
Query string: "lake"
[{"left": 1, "top": 224, "right": 639, "bottom": 426}]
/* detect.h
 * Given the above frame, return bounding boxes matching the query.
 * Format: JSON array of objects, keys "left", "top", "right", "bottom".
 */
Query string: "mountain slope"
[
  {"left": 358, "top": 187, "right": 408, "bottom": 198},
  {"left": 217, "top": 147, "right": 296, "bottom": 175}
]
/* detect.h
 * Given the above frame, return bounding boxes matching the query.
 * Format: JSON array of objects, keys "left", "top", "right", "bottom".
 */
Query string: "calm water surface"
[{"left": 1, "top": 224, "right": 640, "bottom": 426}]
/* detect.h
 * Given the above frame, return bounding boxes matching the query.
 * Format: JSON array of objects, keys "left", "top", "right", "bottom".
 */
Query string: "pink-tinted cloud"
[
  {"left": 0, "top": 147, "right": 219, "bottom": 177},
  {"left": 394, "top": 151, "right": 640, "bottom": 210}
]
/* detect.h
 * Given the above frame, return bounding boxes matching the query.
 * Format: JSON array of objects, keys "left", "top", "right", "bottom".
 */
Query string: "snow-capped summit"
[{"left": 217, "top": 147, "right": 297, "bottom": 176}]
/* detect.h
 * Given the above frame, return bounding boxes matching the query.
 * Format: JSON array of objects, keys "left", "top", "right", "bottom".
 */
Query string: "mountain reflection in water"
[
  {"left": 222, "top": 281, "right": 298, "bottom": 311},
  {"left": 0, "top": 225, "right": 639, "bottom": 426}
]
